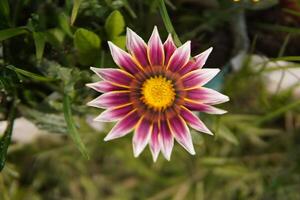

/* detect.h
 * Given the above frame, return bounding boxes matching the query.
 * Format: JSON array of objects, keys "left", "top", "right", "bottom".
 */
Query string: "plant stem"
[{"left": 158, "top": 0, "right": 181, "bottom": 46}]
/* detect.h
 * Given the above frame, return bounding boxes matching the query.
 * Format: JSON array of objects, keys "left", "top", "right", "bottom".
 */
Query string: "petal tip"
[
  {"left": 190, "top": 150, "right": 196, "bottom": 155},
  {"left": 207, "top": 47, "right": 213, "bottom": 53},
  {"left": 94, "top": 115, "right": 108, "bottom": 122},
  {"left": 86, "top": 99, "right": 96, "bottom": 107},
  {"left": 133, "top": 148, "right": 142, "bottom": 158},
  {"left": 85, "top": 83, "right": 93, "bottom": 88},
  {"left": 90, "top": 67, "right": 98, "bottom": 73},
  {"left": 104, "top": 134, "right": 114, "bottom": 141},
  {"left": 217, "top": 109, "right": 228, "bottom": 115},
  {"left": 152, "top": 154, "right": 159, "bottom": 162}
]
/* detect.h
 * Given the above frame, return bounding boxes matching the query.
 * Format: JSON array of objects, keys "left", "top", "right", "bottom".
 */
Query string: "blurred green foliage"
[{"left": 1, "top": 0, "right": 300, "bottom": 199}]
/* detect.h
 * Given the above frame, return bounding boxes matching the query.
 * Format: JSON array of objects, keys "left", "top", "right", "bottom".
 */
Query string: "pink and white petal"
[
  {"left": 147, "top": 26, "right": 164, "bottom": 66},
  {"left": 167, "top": 41, "right": 191, "bottom": 72},
  {"left": 184, "top": 100, "right": 227, "bottom": 115},
  {"left": 86, "top": 81, "right": 127, "bottom": 93},
  {"left": 182, "top": 69, "right": 220, "bottom": 89},
  {"left": 193, "top": 47, "right": 213, "bottom": 69},
  {"left": 179, "top": 47, "right": 213, "bottom": 75},
  {"left": 164, "top": 34, "right": 176, "bottom": 64},
  {"left": 178, "top": 60, "right": 195, "bottom": 75},
  {"left": 168, "top": 116, "right": 195, "bottom": 155},
  {"left": 94, "top": 104, "right": 133, "bottom": 122},
  {"left": 133, "top": 118, "right": 152, "bottom": 157},
  {"left": 180, "top": 106, "right": 212, "bottom": 135},
  {"left": 108, "top": 41, "right": 142, "bottom": 74},
  {"left": 159, "top": 120, "right": 174, "bottom": 161},
  {"left": 149, "top": 123, "right": 160, "bottom": 162},
  {"left": 87, "top": 91, "right": 130, "bottom": 108},
  {"left": 104, "top": 110, "right": 139, "bottom": 141},
  {"left": 186, "top": 87, "right": 229, "bottom": 105},
  {"left": 126, "top": 28, "right": 149, "bottom": 67},
  {"left": 90, "top": 67, "right": 133, "bottom": 87}
]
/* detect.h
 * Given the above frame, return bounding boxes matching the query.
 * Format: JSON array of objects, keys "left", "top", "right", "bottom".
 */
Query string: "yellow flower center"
[{"left": 141, "top": 75, "right": 175, "bottom": 110}]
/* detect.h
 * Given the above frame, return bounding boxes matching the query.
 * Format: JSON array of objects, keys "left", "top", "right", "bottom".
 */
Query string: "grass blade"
[
  {"left": 63, "top": 93, "right": 89, "bottom": 159},
  {"left": 33, "top": 32, "right": 46, "bottom": 61},
  {"left": 0, "top": 100, "right": 16, "bottom": 171},
  {"left": 6, "top": 65, "right": 55, "bottom": 82},
  {"left": 71, "top": 0, "right": 81, "bottom": 26},
  {"left": 0, "top": 27, "right": 28, "bottom": 41}
]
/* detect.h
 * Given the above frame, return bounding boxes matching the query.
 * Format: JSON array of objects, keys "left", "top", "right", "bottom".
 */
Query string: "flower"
[{"left": 87, "top": 26, "right": 229, "bottom": 161}]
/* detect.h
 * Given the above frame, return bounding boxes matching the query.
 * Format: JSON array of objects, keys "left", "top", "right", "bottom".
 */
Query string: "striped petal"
[
  {"left": 164, "top": 34, "right": 176, "bottom": 64},
  {"left": 184, "top": 100, "right": 227, "bottom": 114},
  {"left": 147, "top": 26, "right": 164, "bottom": 66},
  {"left": 104, "top": 110, "right": 139, "bottom": 141},
  {"left": 168, "top": 116, "right": 195, "bottom": 155},
  {"left": 193, "top": 47, "right": 213, "bottom": 69},
  {"left": 94, "top": 104, "right": 133, "bottom": 122},
  {"left": 182, "top": 69, "right": 220, "bottom": 89},
  {"left": 126, "top": 28, "right": 149, "bottom": 67},
  {"left": 149, "top": 123, "right": 160, "bottom": 162},
  {"left": 87, "top": 91, "right": 130, "bottom": 108},
  {"left": 186, "top": 87, "right": 229, "bottom": 105},
  {"left": 90, "top": 67, "right": 132, "bottom": 87},
  {"left": 159, "top": 120, "right": 174, "bottom": 161},
  {"left": 179, "top": 47, "right": 213, "bottom": 75},
  {"left": 167, "top": 41, "right": 191, "bottom": 72},
  {"left": 180, "top": 106, "right": 212, "bottom": 135},
  {"left": 108, "top": 41, "right": 141, "bottom": 74},
  {"left": 86, "top": 81, "right": 127, "bottom": 93},
  {"left": 133, "top": 118, "right": 152, "bottom": 157}
]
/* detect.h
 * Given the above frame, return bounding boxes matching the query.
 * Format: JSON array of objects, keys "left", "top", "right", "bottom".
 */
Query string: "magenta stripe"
[
  {"left": 104, "top": 110, "right": 140, "bottom": 141},
  {"left": 164, "top": 35, "right": 176, "bottom": 64},
  {"left": 95, "top": 69, "right": 132, "bottom": 87},
  {"left": 93, "top": 92, "right": 130, "bottom": 108}
]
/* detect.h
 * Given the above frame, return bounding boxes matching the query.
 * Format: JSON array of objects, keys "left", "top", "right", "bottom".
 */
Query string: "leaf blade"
[
  {"left": 63, "top": 93, "right": 89, "bottom": 159},
  {"left": 0, "top": 27, "right": 28, "bottom": 41},
  {"left": 105, "top": 10, "right": 125, "bottom": 38}
]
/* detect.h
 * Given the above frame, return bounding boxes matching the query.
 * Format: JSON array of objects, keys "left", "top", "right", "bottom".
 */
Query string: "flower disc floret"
[{"left": 141, "top": 75, "right": 175, "bottom": 110}]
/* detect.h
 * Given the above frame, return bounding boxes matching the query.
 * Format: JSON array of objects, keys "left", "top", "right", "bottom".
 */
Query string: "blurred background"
[{"left": 1, "top": 0, "right": 300, "bottom": 199}]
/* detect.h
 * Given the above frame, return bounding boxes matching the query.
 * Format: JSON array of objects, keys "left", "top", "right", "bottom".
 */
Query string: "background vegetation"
[{"left": 1, "top": 0, "right": 300, "bottom": 199}]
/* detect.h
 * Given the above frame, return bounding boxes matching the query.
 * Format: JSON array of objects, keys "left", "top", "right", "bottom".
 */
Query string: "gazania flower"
[{"left": 87, "top": 26, "right": 229, "bottom": 161}]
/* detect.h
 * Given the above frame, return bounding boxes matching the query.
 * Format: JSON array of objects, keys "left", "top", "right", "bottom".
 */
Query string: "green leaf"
[
  {"left": 71, "top": 0, "right": 81, "bottom": 26},
  {"left": 111, "top": 36, "right": 126, "bottom": 49},
  {"left": 63, "top": 93, "right": 89, "bottom": 159},
  {"left": 105, "top": 10, "right": 125, "bottom": 37},
  {"left": 0, "top": 27, "right": 28, "bottom": 41},
  {"left": 44, "top": 28, "right": 65, "bottom": 48},
  {"left": 217, "top": 125, "right": 239, "bottom": 145},
  {"left": 74, "top": 28, "right": 100, "bottom": 51},
  {"left": 20, "top": 106, "right": 67, "bottom": 134},
  {"left": 0, "top": 101, "right": 16, "bottom": 171},
  {"left": 74, "top": 28, "right": 101, "bottom": 65},
  {"left": 33, "top": 32, "right": 46, "bottom": 60},
  {"left": 58, "top": 13, "right": 73, "bottom": 37},
  {"left": 0, "top": 0, "right": 10, "bottom": 19},
  {"left": 6, "top": 65, "right": 55, "bottom": 82}
]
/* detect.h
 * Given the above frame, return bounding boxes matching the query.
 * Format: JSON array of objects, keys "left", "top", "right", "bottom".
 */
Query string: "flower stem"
[{"left": 158, "top": 0, "right": 181, "bottom": 46}]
